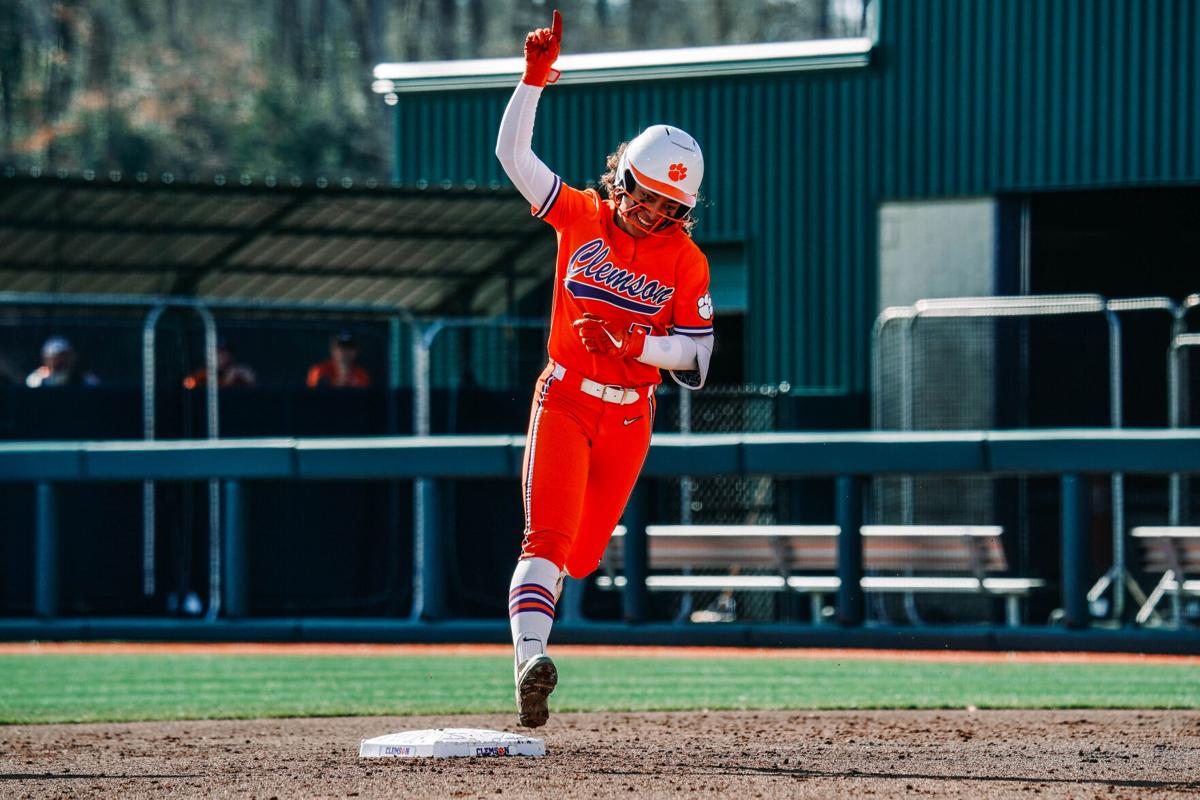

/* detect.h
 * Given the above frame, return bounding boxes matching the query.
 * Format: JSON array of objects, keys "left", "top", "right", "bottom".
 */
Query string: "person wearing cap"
[
  {"left": 26, "top": 336, "right": 100, "bottom": 388},
  {"left": 306, "top": 331, "right": 371, "bottom": 388},
  {"left": 183, "top": 338, "right": 257, "bottom": 389}
]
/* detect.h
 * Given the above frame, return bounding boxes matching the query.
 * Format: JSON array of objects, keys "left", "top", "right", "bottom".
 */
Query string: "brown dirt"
[{"left": 3, "top": 710, "right": 1199, "bottom": 799}]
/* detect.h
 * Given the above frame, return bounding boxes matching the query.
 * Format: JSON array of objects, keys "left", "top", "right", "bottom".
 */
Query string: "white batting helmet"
[{"left": 616, "top": 125, "right": 704, "bottom": 208}]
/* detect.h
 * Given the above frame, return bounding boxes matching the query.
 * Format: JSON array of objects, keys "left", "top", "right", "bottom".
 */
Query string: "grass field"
[{"left": 2, "top": 649, "right": 1199, "bottom": 724}]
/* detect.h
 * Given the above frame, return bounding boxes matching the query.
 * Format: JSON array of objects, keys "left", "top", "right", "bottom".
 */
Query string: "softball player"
[{"left": 496, "top": 9, "right": 715, "bottom": 728}]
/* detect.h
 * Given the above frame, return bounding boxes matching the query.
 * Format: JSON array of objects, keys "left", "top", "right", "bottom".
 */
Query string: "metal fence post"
[
  {"left": 1103, "top": 308, "right": 1125, "bottom": 622},
  {"left": 1061, "top": 473, "right": 1090, "bottom": 629},
  {"left": 384, "top": 315, "right": 405, "bottom": 613},
  {"left": 141, "top": 304, "right": 167, "bottom": 599},
  {"left": 222, "top": 480, "right": 247, "bottom": 619},
  {"left": 1170, "top": 332, "right": 1199, "bottom": 525},
  {"left": 871, "top": 308, "right": 915, "bottom": 524},
  {"left": 836, "top": 475, "right": 864, "bottom": 627},
  {"left": 679, "top": 389, "right": 693, "bottom": 524},
  {"left": 34, "top": 482, "right": 58, "bottom": 619},
  {"left": 194, "top": 303, "right": 222, "bottom": 621},
  {"left": 410, "top": 323, "right": 443, "bottom": 621},
  {"left": 387, "top": 316, "right": 403, "bottom": 433}
]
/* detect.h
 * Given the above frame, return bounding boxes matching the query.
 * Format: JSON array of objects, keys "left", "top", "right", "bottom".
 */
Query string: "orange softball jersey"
[{"left": 534, "top": 178, "right": 714, "bottom": 386}]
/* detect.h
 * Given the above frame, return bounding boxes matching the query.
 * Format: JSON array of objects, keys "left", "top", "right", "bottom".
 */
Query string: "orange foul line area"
[{"left": 0, "top": 641, "right": 1197, "bottom": 665}]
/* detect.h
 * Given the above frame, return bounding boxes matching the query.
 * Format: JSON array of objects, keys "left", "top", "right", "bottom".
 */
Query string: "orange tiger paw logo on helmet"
[{"left": 667, "top": 163, "right": 688, "bottom": 181}]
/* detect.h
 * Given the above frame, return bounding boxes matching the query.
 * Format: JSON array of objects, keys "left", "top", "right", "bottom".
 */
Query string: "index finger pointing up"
[{"left": 551, "top": 9, "right": 562, "bottom": 41}]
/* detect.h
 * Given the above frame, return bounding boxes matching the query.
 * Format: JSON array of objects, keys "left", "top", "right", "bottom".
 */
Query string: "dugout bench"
[
  {"left": 1133, "top": 527, "right": 1200, "bottom": 627},
  {"left": 596, "top": 524, "right": 1045, "bottom": 627}
]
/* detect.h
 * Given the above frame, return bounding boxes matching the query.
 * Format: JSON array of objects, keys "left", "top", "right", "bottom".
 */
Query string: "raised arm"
[
  {"left": 495, "top": 10, "right": 562, "bottom": 210},
  {"left": 495, "top": 84, "right": 557, "bottom": 209}
]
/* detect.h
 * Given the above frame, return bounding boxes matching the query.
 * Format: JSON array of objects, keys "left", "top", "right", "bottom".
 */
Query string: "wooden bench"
[
  {"left": 596, "top": 525, "right": 842, "bottom": 624},
  {"left": 854, "top": 525, "right": 1046, "bottom": 627},
  {"left": 597, "top": 524, "right": 1045, "bottom": 627},
  {"left": 1132, "top": 527, "right": 1200, "bottom": 626}
]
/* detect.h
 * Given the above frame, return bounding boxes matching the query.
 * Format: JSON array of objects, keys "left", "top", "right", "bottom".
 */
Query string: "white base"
[{"left": 359, "top": 728, "right": 546, "bottom": 758}]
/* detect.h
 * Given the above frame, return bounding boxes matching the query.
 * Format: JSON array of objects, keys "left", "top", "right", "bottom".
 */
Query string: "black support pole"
[
  {"left": 836, "top": 475, "right": 864, "bottom": 627},
  {"left": 34, "top": 482, "right": 58, "bottom": 619},
  {"left": 622, "top": 485, "right": 649, "bottom": 624},
  {"left": 411, "top": 479, "right": 444, "bottom": 621},
  {"left": 222, "top": 480, "right": 248, "bottom": 619},
  {"left": 1060, "top": 473, "right": 1090, "bottom": 629}
]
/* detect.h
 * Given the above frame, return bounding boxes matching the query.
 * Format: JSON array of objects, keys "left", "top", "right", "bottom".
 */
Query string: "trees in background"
[{"left": 0, "top": 0, "right": 863, "bottom": 178}]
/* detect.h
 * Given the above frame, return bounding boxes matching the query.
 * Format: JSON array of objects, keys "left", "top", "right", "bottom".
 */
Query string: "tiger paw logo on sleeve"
[{"left": 696, "top": 293, "right": 713, "bottom": 321}]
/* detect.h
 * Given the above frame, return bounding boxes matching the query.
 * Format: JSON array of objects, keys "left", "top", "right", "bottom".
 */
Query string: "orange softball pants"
[{"left": 519, "top": 361, "right": 656, "bottom": 578}]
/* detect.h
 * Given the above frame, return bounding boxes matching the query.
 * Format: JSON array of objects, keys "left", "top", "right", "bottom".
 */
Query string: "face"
[
  {"left": 332, "top": 343, "right": 357, "bottom": 366},
  {"left": 44, "top": 350, "right": 72, "bottom": 372},
  {"left": 617, "top": 184, "right": 684, "bottom": 238}
]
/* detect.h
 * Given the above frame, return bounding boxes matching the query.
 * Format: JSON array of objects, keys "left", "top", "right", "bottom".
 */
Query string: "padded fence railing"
[{"left": 6, "top": 430, "right": 1200, "bottom": 629}]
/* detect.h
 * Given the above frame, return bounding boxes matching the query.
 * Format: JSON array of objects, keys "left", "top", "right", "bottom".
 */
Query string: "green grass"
[{"left": 1, "top": 653, "right": 1198, "bottom": 724}]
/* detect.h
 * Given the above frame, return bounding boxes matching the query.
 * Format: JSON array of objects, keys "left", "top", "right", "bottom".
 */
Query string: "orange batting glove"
[
  {"left": 522, "top": 9, "right": 562, "bottom": 87},
  {"left": 573, "top": 314, "right": 646, "bottom": 359}
]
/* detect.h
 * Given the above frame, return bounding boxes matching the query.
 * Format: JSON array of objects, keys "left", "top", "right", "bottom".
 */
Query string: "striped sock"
[{"left": 509, "top": 556, "right": 560, "bottom": 663}]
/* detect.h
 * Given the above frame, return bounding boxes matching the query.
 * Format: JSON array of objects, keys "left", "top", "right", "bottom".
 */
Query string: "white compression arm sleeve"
[
  {"left": 667, "top": 333, "right": 710, "bottom": 393},
  {"left": 637, "top": 334, "right": 714, "bottom": 390},
  {"left": 637, "top": 333, "right": 698, "bottom": 370},
  {"left": 495, "top": 83, "right": 558, "bottom": 209}
]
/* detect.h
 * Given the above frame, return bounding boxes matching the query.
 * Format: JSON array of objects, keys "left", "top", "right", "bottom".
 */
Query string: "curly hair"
[{"left": 600, "top": 142, "right": 697, "bottom": 237}]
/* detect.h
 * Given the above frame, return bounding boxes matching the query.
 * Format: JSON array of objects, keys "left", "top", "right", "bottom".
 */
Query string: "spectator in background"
[
  {"left": 183, "top": 338, "right": 257, "bottom": 389},
  {"left": 26, "top": 336, "right": 100, "bottom": 387},
  {"left": 306, "top": 331, "right": 371, "bottom": 388}
]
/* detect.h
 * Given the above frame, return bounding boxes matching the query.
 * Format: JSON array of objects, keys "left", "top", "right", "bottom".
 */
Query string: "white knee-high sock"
[{"left": 509, "top": 556, "right": 561, "bottom": 663}]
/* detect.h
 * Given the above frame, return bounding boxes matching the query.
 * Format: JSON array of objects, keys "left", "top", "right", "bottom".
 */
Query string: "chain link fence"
[
  {"left": 870, "top": 295, "right": 1200, "bottom": 625},
  {"left": 872, "top": 296, "right": 1122, "bottom": 623},
  {"left": 656, "top": 382, "right": 791, "bottom": 623}
]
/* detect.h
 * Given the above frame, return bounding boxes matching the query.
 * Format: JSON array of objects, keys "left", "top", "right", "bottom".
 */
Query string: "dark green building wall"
[{"left": 390, "top": 0, "right": 1200, "bottom": 392}]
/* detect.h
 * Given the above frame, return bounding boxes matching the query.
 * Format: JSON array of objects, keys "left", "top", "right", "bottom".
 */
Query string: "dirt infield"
[{"left": 3, "top": 710, "right": 1198, "bottom": 799}]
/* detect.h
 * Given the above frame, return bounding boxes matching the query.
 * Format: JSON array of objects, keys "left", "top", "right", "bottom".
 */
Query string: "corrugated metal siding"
[
  {"left": 881, "top": 0, "right": 1200, "bottom": 197},
  {"left": 391, "top": 0, "right": 1200, "bottom": 391}
]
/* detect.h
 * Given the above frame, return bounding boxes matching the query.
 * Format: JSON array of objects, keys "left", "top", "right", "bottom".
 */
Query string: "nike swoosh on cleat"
[{"left": 623, "top": 416, "right": 642, "bottom": 426}]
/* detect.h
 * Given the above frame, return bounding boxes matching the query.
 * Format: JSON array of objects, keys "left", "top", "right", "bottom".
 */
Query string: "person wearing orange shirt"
[
  {"left": 496, "top": 10, "right": 715, "bottom": 729},
  {"left": 306, "top": 331, "right": 371, "bottom": 388}
]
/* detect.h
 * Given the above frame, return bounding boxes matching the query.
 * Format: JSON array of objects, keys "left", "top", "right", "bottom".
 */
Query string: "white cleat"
[{"left": 514, "top": 653, "right": 558, "bottom": 728}]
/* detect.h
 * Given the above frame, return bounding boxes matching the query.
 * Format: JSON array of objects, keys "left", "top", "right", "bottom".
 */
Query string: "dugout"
[{"left": 0, "top": 170, "right": 560, "bottom": 618}]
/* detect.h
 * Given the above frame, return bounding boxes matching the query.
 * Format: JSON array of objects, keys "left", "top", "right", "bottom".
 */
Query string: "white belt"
[{"left": 550, "top": 362, "right": 643, "bottom": 405}]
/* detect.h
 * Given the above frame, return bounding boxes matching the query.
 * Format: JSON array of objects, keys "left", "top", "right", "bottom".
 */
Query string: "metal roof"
[
  {"left": 0, "top": 169, "right": 555, "bottom": 314},
  {"left": 373, "top": 37, "right": 874, "bottom": 94}
]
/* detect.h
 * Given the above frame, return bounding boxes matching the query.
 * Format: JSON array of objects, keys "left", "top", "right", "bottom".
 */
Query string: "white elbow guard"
[{"left": 669, "top": 334, "right": 713, "bottom": 390}]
